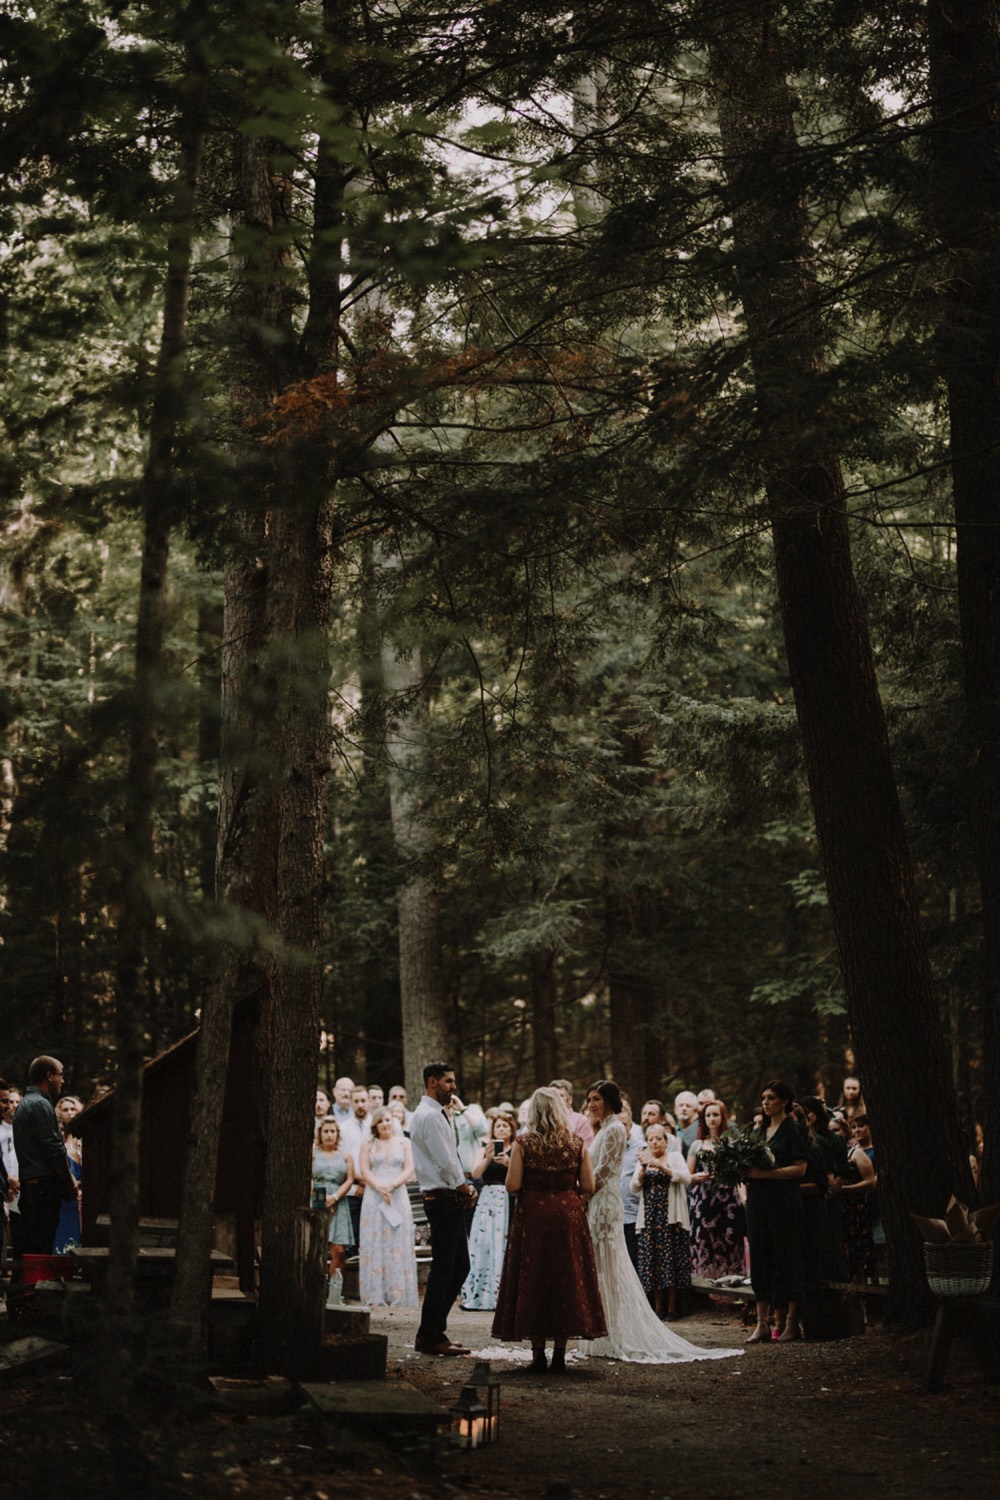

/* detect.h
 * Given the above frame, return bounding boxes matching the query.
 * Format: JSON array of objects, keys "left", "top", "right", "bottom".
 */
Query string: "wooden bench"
[{"left": 70, "top": 1246, "right": 233, "bottom": 1307}]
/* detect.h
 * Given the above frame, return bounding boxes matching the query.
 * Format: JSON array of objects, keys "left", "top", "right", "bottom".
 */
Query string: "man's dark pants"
[
  {"left": 417, "top": 1195, "right": 470, "bottom": 1346},
  {"left": 9, "top": 1179, "right": 63, "bottom": 1298},
  {"left": 17, "top": 1179, "right": 63, "bottom": 1255}
]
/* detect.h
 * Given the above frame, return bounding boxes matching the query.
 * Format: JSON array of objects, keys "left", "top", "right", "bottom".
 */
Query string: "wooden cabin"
[{"left": 72, "top": 1005, "right": 260, "bottom": 1291}]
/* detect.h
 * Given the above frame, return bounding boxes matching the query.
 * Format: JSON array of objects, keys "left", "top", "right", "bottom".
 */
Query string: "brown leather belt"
[{"left": 422, "top": 1189, "right": 464, "bottom": 1201}]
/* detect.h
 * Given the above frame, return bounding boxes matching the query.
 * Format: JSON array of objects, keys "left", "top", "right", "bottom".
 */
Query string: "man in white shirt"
[
  {"left": 339, "top": 1086, "right": 370, "bottom": 1251},
  {"left": 410, "top": 1062, "right": 477, "bottom": 1356},
  {"left": 0, "top": 1085, "right": 21, "bottom": 1258},
  {"left": 331, "top": 1077, "right": 354, "bottom": 1126}
]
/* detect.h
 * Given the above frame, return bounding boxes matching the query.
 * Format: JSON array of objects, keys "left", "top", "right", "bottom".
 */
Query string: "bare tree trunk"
[
  {"left": 196, "top": 596, "right": 223, "bottom": 901},
  {"left": 382, "top": 647, "right": 450, "bottom": 1101},
  {"left": 926, "top": 0, "right": 1000, "bottom": 1203},
  {"left": 354, "top": 540, "right": 403, "bottom": 1084},
  {"left": 173, "top": 12, "right": 343, "bottom": 1365},
  {"left": 107, "top": 84, "right": 206, "bottom": 1386},
  {"left": 254, "top": 466, "right": 335, "bottom": 1373},
  {"left": 709, "top": 1, "right": 973, "bottom": 1319},
  {"left": 169, "top": 127, "right": 289, "bottom": 1346},
  {"left": 529, "top": 947, "right": 559, "bottom": 1085}
]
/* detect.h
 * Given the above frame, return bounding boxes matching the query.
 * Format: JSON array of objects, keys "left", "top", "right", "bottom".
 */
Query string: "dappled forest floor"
[{"left": 1, "top": 1302, "right": 998, "bottom": 1499}]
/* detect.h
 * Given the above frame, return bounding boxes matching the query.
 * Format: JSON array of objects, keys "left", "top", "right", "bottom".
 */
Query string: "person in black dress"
[{"left": 745, "top": 1079, "right": 809, "bottom": 1344}]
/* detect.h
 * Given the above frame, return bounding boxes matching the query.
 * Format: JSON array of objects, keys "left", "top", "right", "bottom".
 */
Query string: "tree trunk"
[
  {"left": 169, "top": 126, "right": 290, "bottom": 1346},
  {"left": 107, "top": 86, "right": 205, "bottom": 1384},
  {"left": 529, "top": 947, "right": 559, "bottom": 1085},
  {"left": 174, "top": 15, "right": 343, "bottom": 1366},
  {"left": 925, "top": 0, "right": 1000, "bottom": 1204},
  {"left": 353, "top": 538, "right": 403, "bottom": 1085},
  {"left": 196, "top": 595, "right": 223, "bottom": 902},
  {"left": 709, "top": 2, "right": 973, "bottom": 1318},
  {"left": 254, "top": 470, "right": 335, "bottom": 1373},
  {"left": 382, "top": 647, "right": 450, "bottom": 1101}
]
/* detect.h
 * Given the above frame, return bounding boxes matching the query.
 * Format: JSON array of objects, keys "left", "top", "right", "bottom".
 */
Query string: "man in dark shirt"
[{"left": 12, "top": 1055, "right": 77, "bottom": 1256}]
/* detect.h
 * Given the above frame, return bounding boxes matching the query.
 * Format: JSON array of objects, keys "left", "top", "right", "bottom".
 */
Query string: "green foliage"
[{"left": 0, "top": 0, "right": 988, "bottom": 1136}]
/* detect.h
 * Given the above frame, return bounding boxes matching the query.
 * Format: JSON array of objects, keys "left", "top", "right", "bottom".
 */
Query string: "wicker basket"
[{"left": 923, "top": 1240, "right": 994, "bottom": 1298}]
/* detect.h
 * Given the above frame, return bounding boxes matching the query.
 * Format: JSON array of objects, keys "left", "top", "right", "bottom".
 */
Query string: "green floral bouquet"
[{"left": 705, "top": 1128, "right": 775, "bottom": 1187}]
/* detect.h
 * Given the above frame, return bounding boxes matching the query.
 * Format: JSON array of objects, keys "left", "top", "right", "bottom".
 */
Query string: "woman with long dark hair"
[
  {"left": 581, "top": 1079, "right": 738, "bottom": 1364},
  {"left": 745, "top": 1080, "right": 809, "bottom": 1344},
  {"left": 461, "top": 1110, "right": 517, "bottom": 1310}
]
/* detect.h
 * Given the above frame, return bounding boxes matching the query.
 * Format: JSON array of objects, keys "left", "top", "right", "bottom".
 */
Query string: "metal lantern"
[
  {"left": 469, "top": 1359, "right": 501, "bottom": 1445},
  {"left": 449, "top": 1383, "right": 490, "bottom": 1449}
]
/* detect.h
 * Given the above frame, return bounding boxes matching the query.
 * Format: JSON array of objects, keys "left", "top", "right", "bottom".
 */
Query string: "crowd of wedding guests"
[
  {"left": 310, "top": 1071, "right": 884, "bottom": 1323},
  {"left": 1, "top": 1069, "right": 84, "bottom": 1270}
]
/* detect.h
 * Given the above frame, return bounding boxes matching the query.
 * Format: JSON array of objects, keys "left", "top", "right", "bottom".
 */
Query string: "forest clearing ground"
[
  {"left": 381, "top": 1302, "right": 1000, "bottom": 1500},
  {"left": 1, "top": 1299, "right": 998, "bottom": 1498}
]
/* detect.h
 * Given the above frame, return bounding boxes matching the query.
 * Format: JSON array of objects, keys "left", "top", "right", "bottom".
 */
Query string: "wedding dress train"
[{"left": 581, "top": 1117, "right": 740, "bottom": 1363}]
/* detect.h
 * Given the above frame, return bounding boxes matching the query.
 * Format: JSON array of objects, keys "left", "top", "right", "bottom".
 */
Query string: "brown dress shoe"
[{"left": 416, "top": 1339, "right": 470, "bottom": 1356}]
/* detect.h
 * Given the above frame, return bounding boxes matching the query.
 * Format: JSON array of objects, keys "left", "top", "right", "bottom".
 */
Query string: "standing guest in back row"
[
  {"left": 0, "top": 1079, "right": 9, "bottom": 1265},
  {"left": 411, "top": 1062, "right": 478, "bottom": 1355},
  {"left": 550, "top": 1080, "right": 594, "bottom": 1144},
  {"left": 11, "top": 1057, "right": 78, "bottom": 1263},
  {"left": 674, "top": 1092, "right": 701, "bottom": 1154}
]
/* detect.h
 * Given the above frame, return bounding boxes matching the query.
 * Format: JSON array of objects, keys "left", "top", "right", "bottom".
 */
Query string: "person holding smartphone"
[{"left": 460, "top": 1111, "right": 518, "bottom": 1310}]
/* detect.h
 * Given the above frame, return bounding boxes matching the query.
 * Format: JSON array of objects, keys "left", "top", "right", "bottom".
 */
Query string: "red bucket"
[{"left": 21, "top": 1254, "right": 74, "bottom": 1285}]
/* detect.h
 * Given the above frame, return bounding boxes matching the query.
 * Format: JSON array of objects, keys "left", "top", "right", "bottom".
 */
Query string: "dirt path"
[{"left": 376, "top": 1302, "right": 1000, "bottom": 1499}]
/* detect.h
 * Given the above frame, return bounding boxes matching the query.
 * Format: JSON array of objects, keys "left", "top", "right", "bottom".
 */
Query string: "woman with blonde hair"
[
  {"left": 492, "top": 1086, "right": 606, "bottom": 1372},
  {"left": 358, "top": 1106, "right": 418, "bottom": 1307},
  {"left": 312, "top": 1116, "right": 355, "bottom": 1303}
]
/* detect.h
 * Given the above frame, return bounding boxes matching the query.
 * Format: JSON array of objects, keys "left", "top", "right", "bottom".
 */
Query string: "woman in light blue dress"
[
  {"left": 461, "top": 1111, "right": 516, "bottom": 1309},
  {"left": 312, "top": 1117, "right": 355, "bottom": 1295},
  {"left": 358, "top": 1107, "right": 418, "bottom": 1307}
]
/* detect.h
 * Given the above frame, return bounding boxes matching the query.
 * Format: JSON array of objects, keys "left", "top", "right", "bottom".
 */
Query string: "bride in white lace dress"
[{"left": 580, "top": 1080, "right": 739, "bottom": 1363}]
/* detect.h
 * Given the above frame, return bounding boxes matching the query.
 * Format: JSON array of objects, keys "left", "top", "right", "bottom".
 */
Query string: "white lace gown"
[{"left": 581, "top": 1118, "right": 739, "bottom": 1363}]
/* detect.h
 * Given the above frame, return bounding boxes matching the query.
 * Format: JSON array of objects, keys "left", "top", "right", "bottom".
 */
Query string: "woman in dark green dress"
[{"left": 745, "top": 1080, "right": 809, "bottom": 1344}]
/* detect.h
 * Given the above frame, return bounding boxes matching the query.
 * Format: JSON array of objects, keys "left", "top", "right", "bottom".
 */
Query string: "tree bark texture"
[
  {"left": 710, "top": 1, "right": 973, "bottom": 1317},
  {"left": 529, "top": 947, "right": 559, "bottom": 1085},
  {"left": 382, "top": 646, "right": 450, "bottom": 1102},
  {"left": 926, "top": 0, "right": 1000, "bottom": 1204},
  {"left": 171, "top": 128, "right": 291, "bottom": 1343},
  {"left": 253, "top": 470, "right": 335, "bottom": 1373},
  {"left": 108, "top": 88, "right": 206, "bottom": 1374}
]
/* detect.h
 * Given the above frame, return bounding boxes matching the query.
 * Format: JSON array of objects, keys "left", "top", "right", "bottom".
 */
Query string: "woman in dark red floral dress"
[{"left": 492, "top": 1086, "right": 606, "bottom": 1372}]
